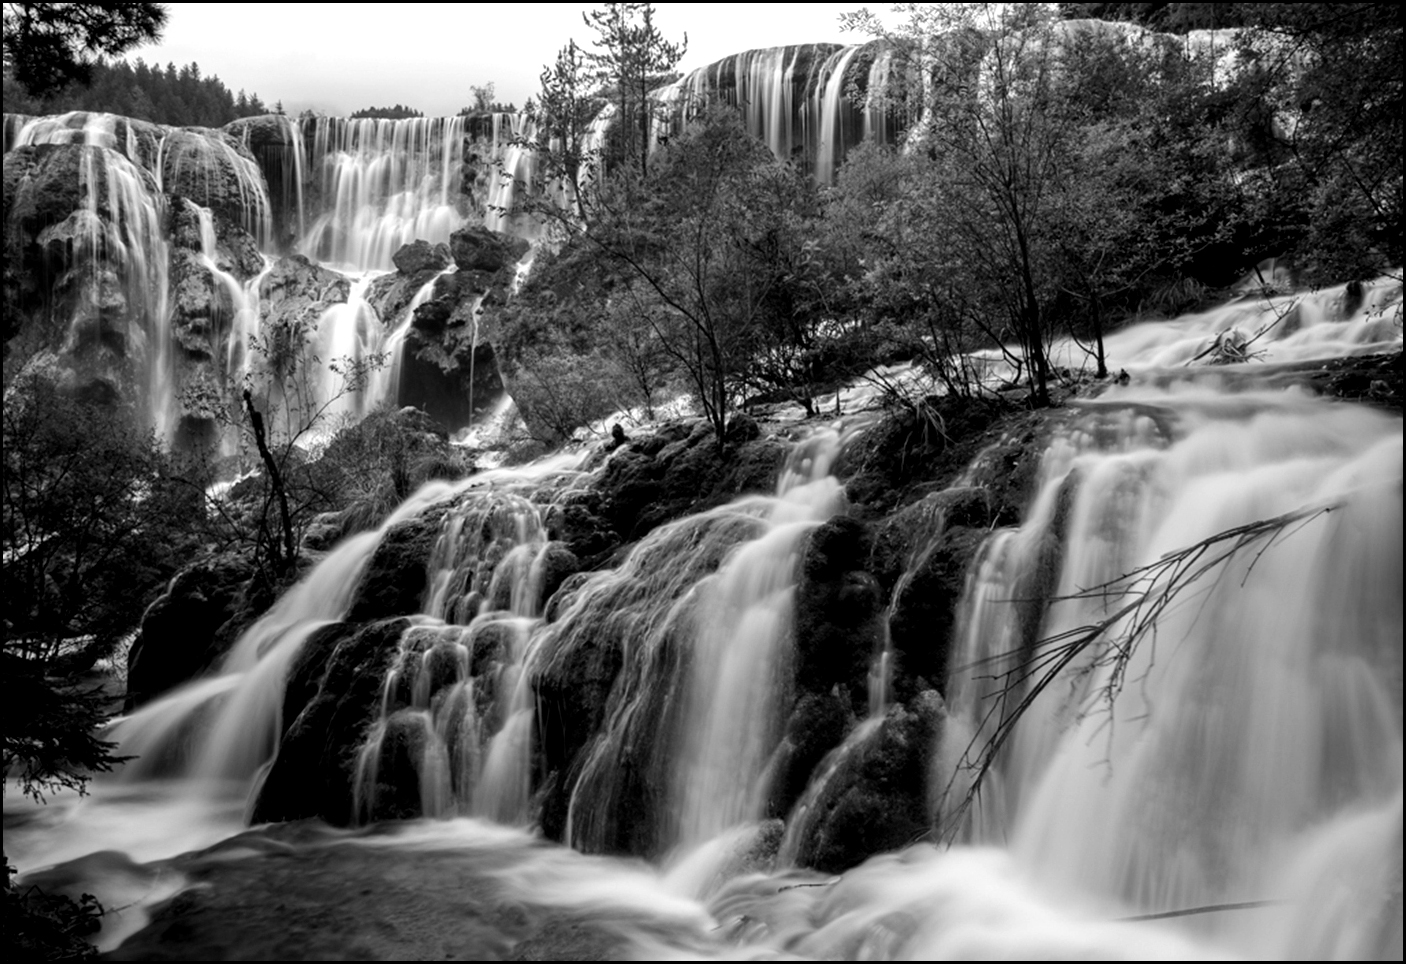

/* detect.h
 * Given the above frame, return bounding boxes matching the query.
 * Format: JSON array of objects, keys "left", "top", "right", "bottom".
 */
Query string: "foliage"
[
  {"left": 530, "top": 38, "right": 605, "bottom": 215},
  {"left": 834, "top": 4, "right": 1245, "bottom": 398},
  {"left": 4, "top": 858, "right": 102, "bottom": 960},
  {"left": 459, "top": 82, "right": 515, "bottom": 114},
  {"left": 1, "top": 1, "right": 166, "bottom": 96},
  {"left": 179, "top": 315, "right": 386, "bottom": 579},
  {"left": 2, "top": 373, "right": 196, "bottom": 802},
  {"left": 2, "top": 653, "right": 120, "bottom": 802},
  {"left": 1, "top": 56, "right": 269, "bottom": 124},
  {"left": 2, "top": 373, "right": 194, "bottom": 669},
  {"left": 582, "top": 2, "right": 687, "bottom": 176},
  {"left": 316, "top": 407, "right": 473, "bottom": 535},
  {"left": 1060, "top": 3, "right": 1403, "bottom": 280},
  {"left": 586, "top": 106, "right": 818, "bottom": 445},
  {"left": 349, "top": 103, "right": 423, "bottom": 119}
]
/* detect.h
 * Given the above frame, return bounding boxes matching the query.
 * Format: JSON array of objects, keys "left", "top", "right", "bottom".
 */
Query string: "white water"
[
  {"left": 653, "top": 43, "right": 898, "bottom": 183},
  {"left": 352, "top": 453, "right": 591, "bottom": 824},
  {"left": 673, "top": 430, "right": 849, "bottom": 849},
  {"left": 297, "top": 116, "right": 468, "bottom": 271}
]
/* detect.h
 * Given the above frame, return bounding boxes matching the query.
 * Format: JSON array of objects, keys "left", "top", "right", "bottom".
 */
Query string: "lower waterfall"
[{"left": 4, "top": 277, "right": 1401, "bottom": 960}]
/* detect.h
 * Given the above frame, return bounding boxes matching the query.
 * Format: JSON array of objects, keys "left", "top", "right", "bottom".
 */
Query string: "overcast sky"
[{"left": 126, "top": 3, "right": 879, "bottom": 116}]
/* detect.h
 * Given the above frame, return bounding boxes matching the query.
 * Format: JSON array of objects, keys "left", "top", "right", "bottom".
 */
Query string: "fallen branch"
[{"left": 941, "top": 500, "right": 1340, "bottom": 838}]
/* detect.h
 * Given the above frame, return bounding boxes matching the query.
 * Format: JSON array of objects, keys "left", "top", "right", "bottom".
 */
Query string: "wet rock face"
[
  {"left": 397, "top": 333, "right": 504, "bottom": 433},
  {"left": 344, "top": 511, "right": 445, "bottom": 623},
  {"left": 165, "top": 201, "right": 267, "bottom": 441},
  {"left": 160, "top": 129, "right": 266, "bottom": 234},
  {"left": 252, "top": 617, "right": 412, "bottom": 824},
  {"left": 392, "top": 238, "right": 452, "bottom": 277},
  {"left": 595, "top": 422, "right": 790, "bottom": 543},
  {"left": 887, "top": 525, "right": 987, "bottom": 702},
  {"left": 3, "top": 143, "right": 162, "bottom": 399},
  {"left": 794, "top": 516, "right": 884, "bottom": 712},
  {"left": 258, "top": 253, "right": 350, "bottom": 333},
  {"left": 784, "top": 690, "right": 946, "bottom": 874},
  {"left": 766, "top": 690, "right": 852, "bottom": 821},
  {"left": 362, "top": 233, "right": 527, "bottom": 435},
  {"left": 450, "top": 225, "right": 527, "bottom": 274}
]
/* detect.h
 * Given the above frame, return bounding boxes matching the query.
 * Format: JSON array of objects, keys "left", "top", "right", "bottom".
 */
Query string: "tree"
[
  {"left": 586, "top": 106, "right": 797, "bottom": 448},
  {"left": 2, "top": 373, "right": 196, "bottom": 801},
  {"left": 2, "top": 2, "right": 167, "bottom": 96},
  {"left": 531, "top": 39, "right": 602, "bottom": 215},
  {"left": 837, "top": 5, "right": 1242, "bottom": 400},
  {"left": 179, "top": 312, "right": 386, "bottom": 580},
  {"left": 470, "top": 81, "right": 494, "bottom": 112},
  {"left": 1059, "top": 3, "right": 1403, "bottom": 281},
  {"left": 583, "top": 2, "right": 687, "bottom": 177}
]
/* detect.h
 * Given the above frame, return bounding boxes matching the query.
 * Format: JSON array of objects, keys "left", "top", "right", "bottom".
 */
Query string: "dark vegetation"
[
  {"left": 500, "top": 1, "right": 1401, "bottom": 448},
  {"left": 2, "top": 1, "right": 166, "bottom": 96},
  {"left": 1, "top": 57, "right": 271, "bottom": 126},
  {"left": 349, "top": 103, "right": 423, "bottom": 120}
]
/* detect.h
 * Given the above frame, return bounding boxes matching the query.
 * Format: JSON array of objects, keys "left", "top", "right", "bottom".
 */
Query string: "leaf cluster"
[{"left": 2, "top": 2, "right": 167, "bottom": 96}]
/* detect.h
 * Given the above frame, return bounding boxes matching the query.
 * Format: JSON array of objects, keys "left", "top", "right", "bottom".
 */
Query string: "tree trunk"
[{"left": 243, "top": 389, "right": 295, "bottom": 574}]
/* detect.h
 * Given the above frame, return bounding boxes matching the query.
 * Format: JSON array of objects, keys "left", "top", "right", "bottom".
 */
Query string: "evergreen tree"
[
  {"left": 582, "top": 2, "right": 687, "bottom": 176},
  {"left": 1, "top": 1, "right": 167, "bottom": 95}
]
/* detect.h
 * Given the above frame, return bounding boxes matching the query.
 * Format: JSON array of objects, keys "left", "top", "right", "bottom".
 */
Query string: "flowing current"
[{"left": 5, "top": 274, "right": 1400, "bottom": 958}]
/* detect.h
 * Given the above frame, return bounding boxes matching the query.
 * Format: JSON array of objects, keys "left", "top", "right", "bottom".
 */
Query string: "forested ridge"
[{"left": 2, "top": 56, "right": 269, "bottom": 126}]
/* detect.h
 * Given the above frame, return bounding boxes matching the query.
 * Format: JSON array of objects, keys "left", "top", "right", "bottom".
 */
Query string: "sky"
[{"left": 125, "top": 3, "right": 880, "bottom": 116}]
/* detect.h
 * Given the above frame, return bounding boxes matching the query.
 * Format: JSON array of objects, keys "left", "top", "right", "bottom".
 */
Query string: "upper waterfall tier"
[{"left": 652, "top": 42, "right": 901, "bottom": 183}]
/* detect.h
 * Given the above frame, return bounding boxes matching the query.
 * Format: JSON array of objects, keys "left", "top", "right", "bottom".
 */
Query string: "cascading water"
[
  {"left": 187, "top": 199, "right": 272, "bottom": 394},
  {"left": 654, "top": 43, "right": 901, "bottom": 182},
  {"left": 5, "top": 53, "right": 904, "bottom": 447},
  {"left": 352, "top": 455, "right": 591, "bottom": 824},
  {"left": 673, "top": 430, "right": 849, "bottom": 850},
  {"left": 297, "top": 115, "right": 469, "bottom": 271},
  {"left": 110, "top": 481, "right": 464, "bottom": 791},
  {"left": 367, "top": 264, "right": 460, "bottom": 411}
]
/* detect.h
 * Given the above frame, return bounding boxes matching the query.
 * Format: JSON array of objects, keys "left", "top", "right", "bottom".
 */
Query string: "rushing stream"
[{"left": 5, "top": 273, "right": 1401, "bottom": 959}]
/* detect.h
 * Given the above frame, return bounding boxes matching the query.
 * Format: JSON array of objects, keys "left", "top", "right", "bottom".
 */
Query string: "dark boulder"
[
  {"left": 534, "top": 542, "right": 581, "bottom": 613},
  {"left": 365, "top": 240, "right": 453, "bottom": 329},
  {"left": 344, "top": 510, "right": 445, "bottom": 622},
  {"left": 765, "top": 689, "right": 851, "bottom": 821},
  {"left": 258, "top": 254, "right": 351, "bottom": 332},
  {"left": 251, "top": 617, "right": 411, "bottom": 824},
  {"left": 596, "top": 420, "right": 788, "bottom": 542},
  {"left": 449, "top": 225, "right": 528, "bottom": 274},
  {"left": 784, "top": 690, "right": 945, "bottom": 874},
  {"left": 396, "top": 332, "right": 504, "bottom": 433},
  {"left": 393, "top": 239, "right": 452, "bottom": 277},
  {"left": 887, "top": 525, "right": 988, "bottom": 702},
  {"left": 794, "top": 516, "right": 884, "bottom": 711},
  {"left": 125, "top": 554, "right": 257, "bottom": 710}
]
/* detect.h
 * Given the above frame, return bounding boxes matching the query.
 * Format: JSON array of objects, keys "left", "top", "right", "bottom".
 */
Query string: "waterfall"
[
  {"left": 110, "top": 481, "right": 464, "bottom": 788},
  {"left": 351, "top": 454, "right": 591, "bottom": 824},
  {"left": 367, "top": 265, "right": 460, "bottom": 411},
  {"left": 652, "top": 43, "right": 897, "bottom": 182},
  {"left": 3, "top": 52, "right": 906, "bottom": 448},
  {"left": 7, "top": 269, "right": 1400, "bottom": 957},
  {"left": 296, "top": 115, "right": 468, "bottom": 271}
]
